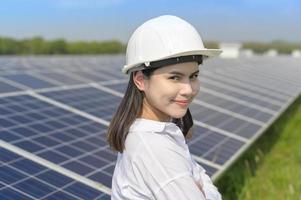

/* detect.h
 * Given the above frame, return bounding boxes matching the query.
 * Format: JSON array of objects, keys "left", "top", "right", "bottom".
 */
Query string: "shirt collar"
[
  {"left": 130, "top": 118, "right": 168, "bottom": 133},
  {"left": 130, "top": 118, "right": 185, "bottom": 141},
  {"left": 130, "top": 118, "right": 187, "bottom": 148}
]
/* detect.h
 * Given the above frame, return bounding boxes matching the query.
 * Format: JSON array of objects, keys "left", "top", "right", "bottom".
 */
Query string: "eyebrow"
[{"left": 169, "top": 70, "right": 199, "bottom": 76}]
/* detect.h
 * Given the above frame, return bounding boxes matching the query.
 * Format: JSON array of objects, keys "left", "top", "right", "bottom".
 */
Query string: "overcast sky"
[{"left": 1, "top": 0, "right": 300, "bottom": 43}]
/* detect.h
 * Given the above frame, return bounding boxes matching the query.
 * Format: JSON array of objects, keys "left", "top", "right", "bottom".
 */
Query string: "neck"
[{"left": 140, "top": 98, "right": 170, "bottom": 122}]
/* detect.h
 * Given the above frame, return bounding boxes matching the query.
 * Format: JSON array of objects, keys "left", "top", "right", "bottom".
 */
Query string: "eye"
[
  {"left": 190, "top": 74, "right": 199, "bottom": 80},
  {"left": 169, "top": 76, "right": 180, "bottom": 81}
]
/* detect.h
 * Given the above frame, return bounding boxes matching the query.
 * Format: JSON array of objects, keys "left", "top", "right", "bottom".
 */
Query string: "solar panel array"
[{"left": 1, "top": 55, "right": 300, "bottom": 199}]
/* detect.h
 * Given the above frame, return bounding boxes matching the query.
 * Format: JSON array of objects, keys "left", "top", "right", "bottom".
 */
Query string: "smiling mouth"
[{"left": 173, "top": 100, "right": 190, "bottom": 107}]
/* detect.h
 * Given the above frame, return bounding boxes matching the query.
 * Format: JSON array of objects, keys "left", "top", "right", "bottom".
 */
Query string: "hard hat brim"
[{"left": 122, "top": 48, "right": 222, "bottom": 74}]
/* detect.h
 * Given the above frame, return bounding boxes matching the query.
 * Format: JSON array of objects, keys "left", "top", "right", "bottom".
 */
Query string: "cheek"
[
  {"left": 145, "top": 80, "right": 177, "bottom": 105},
  {"left": 191, "top": 80, "right": 200, "bottom": 96}
]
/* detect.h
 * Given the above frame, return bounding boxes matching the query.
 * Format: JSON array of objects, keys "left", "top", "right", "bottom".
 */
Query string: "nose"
[{"left": 179, "top": 82, "right": 193, "bottom": 97}]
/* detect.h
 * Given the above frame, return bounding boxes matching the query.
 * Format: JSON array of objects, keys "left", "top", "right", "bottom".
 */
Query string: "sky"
[{"left": 0, "top": 0, "right": 300, "bottom": 43}]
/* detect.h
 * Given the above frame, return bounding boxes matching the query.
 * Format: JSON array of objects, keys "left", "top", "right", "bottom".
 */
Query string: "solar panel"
[
  {"left": 40, "top": 87, "right": 121, "bottom": 121},
  {"left": 195, "top": 91, "right": 273, "bottom": 122},
  {"left": 38, "top": 72, "right": 85, "bottom": 85},
  {"left": 0, "top": 55, "right": 300, "bottom": 198},
  {"left": 3, "top": 74, "right": 57, "bottom": 89},
  {"left": 0, "top": 147, "right": 110, "bottom": 200},
  {"left": 0, "top": 94, "right": 116, "bottom": 189},
  {"left": 0, "top": 80, "right": 21, "bottom": 93}
]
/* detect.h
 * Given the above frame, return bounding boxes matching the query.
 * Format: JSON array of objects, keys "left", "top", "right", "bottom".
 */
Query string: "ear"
[{"left": 133, "top": 71, "right": 145, "bottom": 91}]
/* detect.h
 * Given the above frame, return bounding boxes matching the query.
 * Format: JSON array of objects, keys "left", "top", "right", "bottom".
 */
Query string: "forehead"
[{"left": 153, "top": 61, "right": 199, "bottom": 75}]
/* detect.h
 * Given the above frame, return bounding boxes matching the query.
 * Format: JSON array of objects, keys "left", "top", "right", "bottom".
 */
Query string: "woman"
[{"left": 107, "top": 15, "right": 222, "bottom": 200}]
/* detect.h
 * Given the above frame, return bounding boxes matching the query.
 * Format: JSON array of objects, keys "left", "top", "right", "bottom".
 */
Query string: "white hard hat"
[{"left": 122, "top": 15, "right": 222, "bottom": 74}]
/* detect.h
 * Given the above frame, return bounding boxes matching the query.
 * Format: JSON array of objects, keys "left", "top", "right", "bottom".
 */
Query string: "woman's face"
[{"left": 138, "top": 61, "right": 200, "bottom": 121}]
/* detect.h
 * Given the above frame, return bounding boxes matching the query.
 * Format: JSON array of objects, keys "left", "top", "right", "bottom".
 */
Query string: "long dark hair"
[{"left": 106, "top": 68, "right": 194, "bottom": 153}]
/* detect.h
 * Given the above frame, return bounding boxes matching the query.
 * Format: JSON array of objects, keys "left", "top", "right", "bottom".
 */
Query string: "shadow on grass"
[{"left": 215, "top": 95, "right": 301, "bottom": 200}]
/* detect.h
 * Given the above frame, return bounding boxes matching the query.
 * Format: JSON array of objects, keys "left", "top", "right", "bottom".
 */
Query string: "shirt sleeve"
[
  {"left": 133, "top": 133, "right": 207, "bottom": 200},
  {"left": 155, "top": 175, "right": 206, "bottom": 200},
  {"left": 191, "top": 158, "right": 222, "bottom": 200}
]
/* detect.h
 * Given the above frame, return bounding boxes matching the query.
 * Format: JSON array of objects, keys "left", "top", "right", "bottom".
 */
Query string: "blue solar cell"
[
  {"left": 204, "top": 138, "right": 244, "bottom": 165},
  {"left": 0, "top": 80, "right": 20, "bottom": 93},
  {"left": 0, "top": 107, "right": 12, "bottom": 115},
  {"left": 10, "top": 127, "right": 37, "bottom": 137},
  {"left": 55, "top": 145, "right": 83, "bottom": 157},
  {"left": 245, "top": 109, "right": 272, "bottom": 122},
  {"left": 97, "top": 193, "right": 112, "bottom": 199},
  {"left": 33, "top": 136, "right": 60, "bottom": 147},
  {"left": 211, "top": 69, "right": 295, "bottom": 98},
  {"left": 0, "top": 118, "right": 17, "bottom": 128},
  {"left": 189, "top": 133, "right": 225, "bottom": 156},
  {"left": 93, "top": 149, "right": 117, "bottom": 162},
  {"left": 6, "top": 104, "right": 28, "bottom": 112},
  {"left": 94, "top": 68, "right": 126, "bottom": 79},
  {"left": 43, "top": 191, "right": 79, "bottom": 200},
  {"left": 40, "top": 87, "right": 121, "bottom": 120},
  {"left": 103, "top": 83, "right": 127, "bottom": 93},
  {"left": 37, "top": 170, "right": 73, "bottom": 188},
  {"left": 0, "top": 165, "right": 27, "bottom": 184},
  {"left": 79, "top": 155, "right": 108, "bottom": 169},
  {"left": 188, "top": 126, "right": 245, "bottom": 165},
  {"left": 196, "top": 91, "right": 273, "bottom": 123},
  {"left": 195, "top": 161, "right": 218, "bottom": 177},
  {"left": 14, "top": 178, "right": 56, "bottom": 198},
  {"left": 26, "top": 112, "right": 48, "bottom": 121},
  {"left": 234, "top": 123, "right": 262, "bottom": 138},
  {"left": 89, "top": 171, "right": 112, "bottom": 188},
  {"left": 191, "top": 105, "right": 262, "bottom": 138},
  {"left": 200, "top": 82, "right": 282, "bottom": 111},
  {"left": 59, "top": 116, "right": 82, "bottom": 125},
  {"left": 40, "top": 71, "right": 85, "bottom": 85},
  {"left": 0, "top": 130, "right": 21, "bottom": 142},
  {"left": 86, "top": 135, "right": 107, "bottom": 147},
  {"left": 103, "top": 164, "right": 115, "bottom": 175},
  {"left": 3, "top": 74, "right": 56, "bottom": 89},
  {"left": 200, "top": 74, "right": 288, "bottom": 103},
  {"left": 0, "top": 187, "right": 33, "bottom": 200},
  {"left": 62, "top": 161, "right": 95, "bottom": 175},
  {"left": 65, "top": 182, "right": 109, "bottom": 200},
  {"left": 71, "top": 70, "right": 113, "bottom": 82},
  {"left": 51, "top": 132, "right": 74, "bottom": 142},
  {"left": 0, "top": 98, "right": 7, "bottom": 104},
  {"left": 15, "top": 140, "right": 44, "bottom": 152},
  {"left": 72, "top": 141, "right": 96, "bottom": 151},
  {"left": 47, "top": 120, "right": 67, "bottom": 129},
  {"left": 0, "top": 148, "right": 19, "bottom": 163},
  {"left": 11, "top": 159, "right": 45, "bottom": 175},
  {"left": 38, "top": 150, "right": 69, "bottom": 164},
  {"left": 65, "top": 128, "right": 88, "bottom": 138},
  {"left": 28, "top": 123, "right": 53, "bottom": 132},
  {"left": 10, "top": 115, "right": 33, "bottom": 124}
]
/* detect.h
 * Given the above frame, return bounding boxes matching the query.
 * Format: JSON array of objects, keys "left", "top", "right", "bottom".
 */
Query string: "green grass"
[{"left": 215, "top": 95, "right": 301, "bottom": 200}]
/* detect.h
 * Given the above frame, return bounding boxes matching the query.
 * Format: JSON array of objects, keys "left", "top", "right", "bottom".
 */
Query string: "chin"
[{"left": 169, "top": 109, "right": 187, "bottom": 119}]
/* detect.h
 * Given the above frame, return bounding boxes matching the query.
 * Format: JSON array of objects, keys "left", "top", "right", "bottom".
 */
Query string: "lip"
[{"left": 173, "top": 100, "right": 190, "bottom": 107}]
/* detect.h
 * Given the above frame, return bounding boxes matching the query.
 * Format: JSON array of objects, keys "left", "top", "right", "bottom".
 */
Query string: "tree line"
[
  {"left": 0, "top": 36, "right": 300, "bottom": 55},
  {"left": 243, "top": 40, "right": 301, "bottom": 54},
  {"left": 0, "top": 37, "right": 125, "bottom": 55}
]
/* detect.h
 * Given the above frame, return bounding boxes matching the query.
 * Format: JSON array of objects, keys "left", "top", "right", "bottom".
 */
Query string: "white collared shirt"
[{"left": 111, "top": 118, "right": 222, "bottom": 200}]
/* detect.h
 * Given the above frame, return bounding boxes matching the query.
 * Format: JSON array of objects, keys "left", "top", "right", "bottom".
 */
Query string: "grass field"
[{"left": 215, "top": 95, "right": 301, "bottom": 200}]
